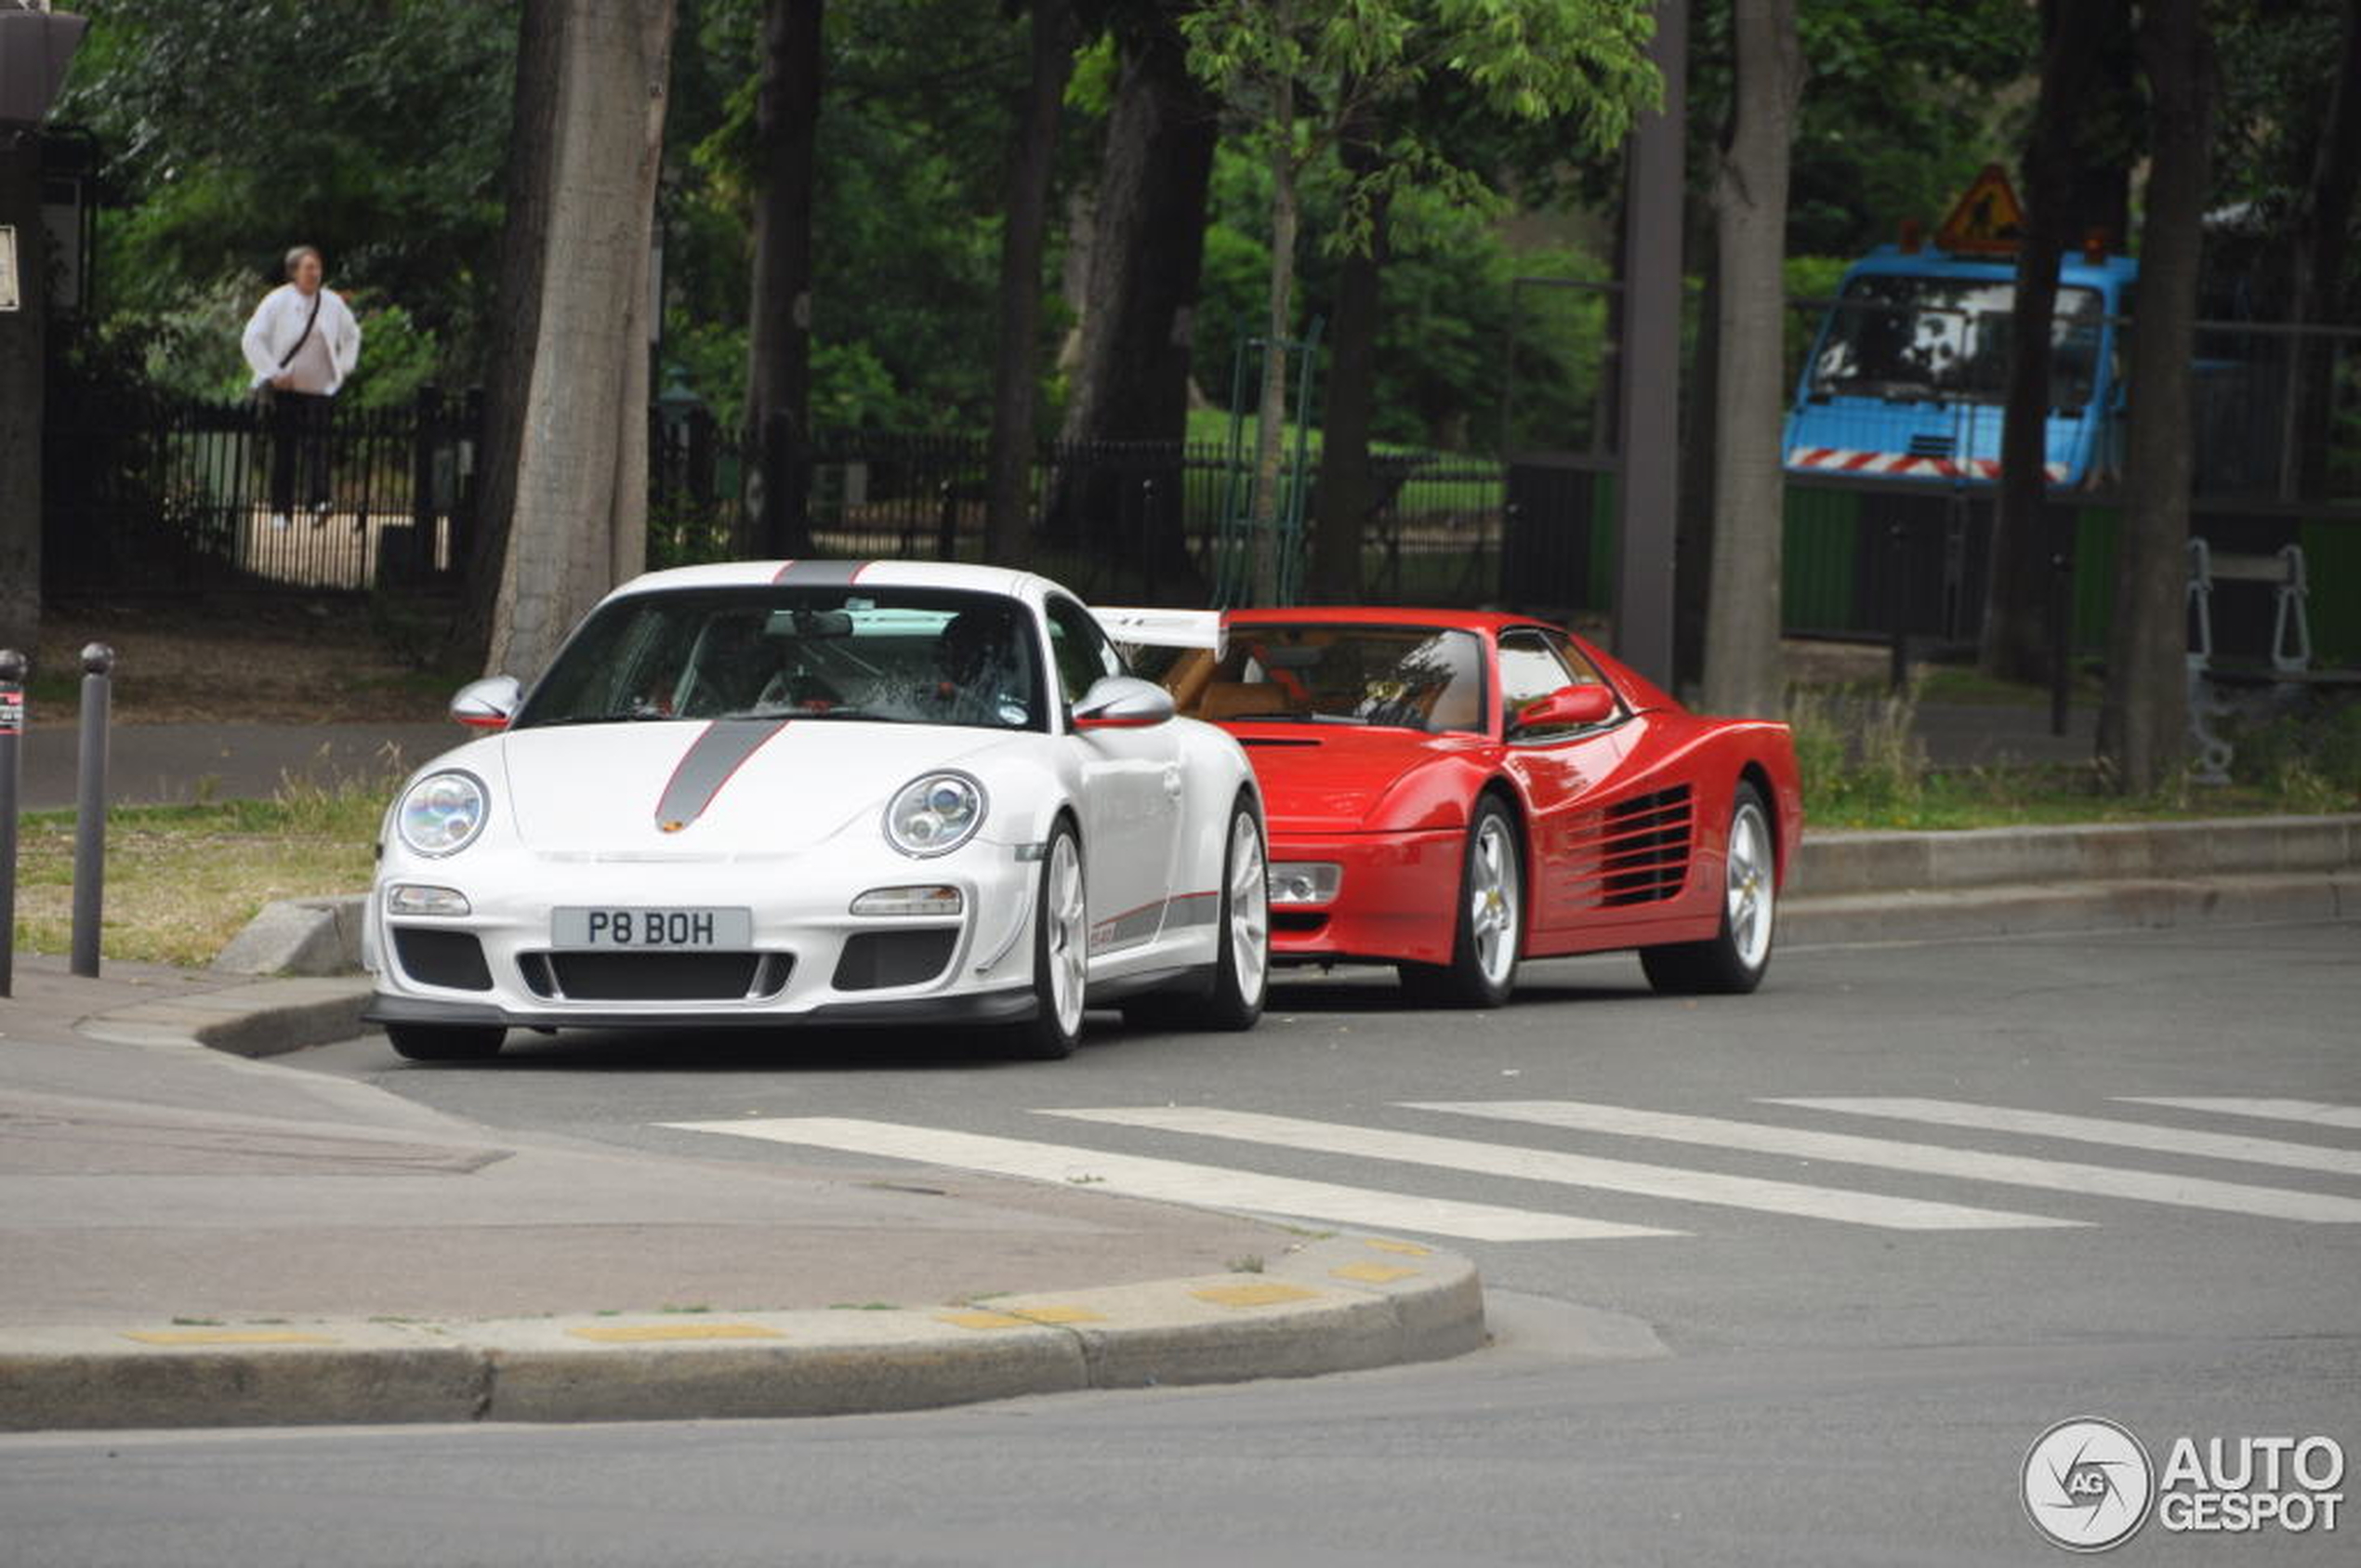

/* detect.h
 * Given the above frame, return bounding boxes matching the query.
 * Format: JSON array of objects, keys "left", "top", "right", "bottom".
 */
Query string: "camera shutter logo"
[{"left": 2025, "top": 1417, "right": 2156, "bottom": 1552}]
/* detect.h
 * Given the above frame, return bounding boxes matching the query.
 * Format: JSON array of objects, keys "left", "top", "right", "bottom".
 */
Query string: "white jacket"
[{"left": 241, "top": 283, "right": 363, "bottom": 393}]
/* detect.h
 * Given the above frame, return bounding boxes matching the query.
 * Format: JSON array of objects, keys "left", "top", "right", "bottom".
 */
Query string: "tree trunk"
[
  {"left": 1982, "top": 0, "right": 2130, "bottom": 685},
  {"left": 983, "top": 0, "right": 1079, "bottom": 568},
  {"left": 486, "top": 0, "right": 678, "bottom": 681},
  {"left": 1048, "top": 0, "right": 1218, "bottom": 593},
  {"left": 1308, "top": 101, "right": 1386, "bottom": 606},
  {"left": 2288, "top": 0, "right": 2360, "bottom": 498},
  {"left": 0, "top": 129, "right": 46, "bottom": 659},
  {"left": 1247, "top": 46, "right": 1299, "bottom": 610},
  {"left": 745, "top": 0, "right": 823, "bottom": 558},
  {"left": 449, "top": 0, "right": 563, "bottom": 669},
  {"left": 1674, "top": 241, "right": 1720, "bottom": 696},
  {"left": 2098, "top": 0, "right": 2210, "bottom": 793},
  {"left": 1699, "top": 0, "right": 1802, "bottom": 718}
]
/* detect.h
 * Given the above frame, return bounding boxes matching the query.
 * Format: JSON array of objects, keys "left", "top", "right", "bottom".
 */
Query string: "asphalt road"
[{"left": 5, "top": 921, "right": 2356, "bottom": 1567}]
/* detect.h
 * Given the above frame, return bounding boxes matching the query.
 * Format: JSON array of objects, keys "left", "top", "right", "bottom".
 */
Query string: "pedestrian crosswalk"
[
  {"left": 1043, "top": 1107, "right": 2079, "bottom": 1231},
  {"left": 661, "top": 1097, "right": 2361, "bottom": 1245},
  {"left": 1413, "top": 1100, "right": 2361, "bottom": 1224},
  {"left": 2116, "top": 1097, "right": 2361, "bottom": 1131},
  {"left": 661, "top": 1116, "right": 1678, "bottom": 1242},
  {"left": 1763, "top": 1097, "right": 2361, "bottom": 1178}
]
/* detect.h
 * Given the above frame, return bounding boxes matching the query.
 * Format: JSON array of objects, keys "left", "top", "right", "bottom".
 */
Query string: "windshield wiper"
[
  {"left": 1224, "top": 711, "right": 1368, "bottom": 725},
  {"left": 714, "top": 706, "right": 893, "bottom": 723},
  {"left": 527, "top": 712, "right": 678, "bottom": 728}
]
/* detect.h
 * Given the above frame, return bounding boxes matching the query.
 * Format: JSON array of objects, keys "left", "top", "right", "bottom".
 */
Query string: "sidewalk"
[
  {"left": 0, "top": 955, "right": 1485, "bottom": 1429},
  {"left": 16, "top": 721, "right": 455, "bottom": 811}
]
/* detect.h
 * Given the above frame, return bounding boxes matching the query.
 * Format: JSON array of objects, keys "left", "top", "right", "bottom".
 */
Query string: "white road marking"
[
  {"left": 659, "top": 1116, "right": 1674, "bottom": 1243},
  {"left": 1765, "top": 1098, "right": 2361, "bottom": 1178},
  {"left": 2116, "top": 1098, "right": 2361, "bottom": 1132},
  {"left": 1414, "top": 1100, "right": 2361, "bottom": 1224},
  {"left": 1044, "top": 1108, "right": 2079, "bottom": 1231}
]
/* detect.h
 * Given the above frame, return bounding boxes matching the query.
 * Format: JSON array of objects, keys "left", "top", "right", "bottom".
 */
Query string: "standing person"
[{"left": 241, "top": 245, "right": 362, "bottom": 529}]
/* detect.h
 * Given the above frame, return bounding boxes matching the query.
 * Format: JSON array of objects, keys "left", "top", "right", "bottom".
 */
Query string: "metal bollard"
[
  {"left": 0, "top": 648, "right": 22, "bottom": 998},
  {"left": 70, "top": 642, "right": 113, "bottom": 978}
]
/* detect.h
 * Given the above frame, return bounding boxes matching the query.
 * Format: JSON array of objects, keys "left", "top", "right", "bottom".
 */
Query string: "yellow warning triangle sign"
[{"left": 1936, "top": 165, "right": 2026, "bottom": 255}]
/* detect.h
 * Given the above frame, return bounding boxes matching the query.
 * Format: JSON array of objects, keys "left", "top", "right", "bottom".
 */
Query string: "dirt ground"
[{"left": 26, "top": 600, "right": 458, "bottom": 727}]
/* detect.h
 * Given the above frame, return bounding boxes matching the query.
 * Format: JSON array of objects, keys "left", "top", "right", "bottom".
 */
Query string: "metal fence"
[
  {"left": 44, "top": 388, "right": 476, "bottom": 595},
  {"left": 648, "top": 412, "right": 1508, "bottom": 608},
  {"left": 45, "top": 296, "right": 2361, "bottom": 651}
]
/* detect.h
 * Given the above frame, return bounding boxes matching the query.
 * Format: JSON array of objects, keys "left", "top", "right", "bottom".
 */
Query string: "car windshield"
[
  {"left": 1808, "top": 277, "right": 2104, "bottom": 409},
  {"left": 1168, "top": 624, "right": 1485, "bottom": 734},
  {"left": 513, "top": 586, "right": 1047, "bottom": 732}
]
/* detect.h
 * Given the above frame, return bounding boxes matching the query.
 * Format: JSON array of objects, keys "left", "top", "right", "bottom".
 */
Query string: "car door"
[
  {"left": 1492, "top": 627, "right": 1640, "bottom": 937},
  {"left": 1044, "top": 594, "right": 1183, "bottom": 960}
]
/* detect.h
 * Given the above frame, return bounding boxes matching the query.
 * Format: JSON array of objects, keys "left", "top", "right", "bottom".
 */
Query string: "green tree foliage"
[
  {"left": 59, "top": 0, "right": 519, "bottom": 403},
  {"left": 1180, "top": 0, "right": 1657, "bottom": 600},
  {"left": 1196, "top": 141, "right": 1599, "bottom": 454},
  {"left": 2209, "top": 0, "right": 2360, "bottom": 318},
  {"left": 1689, "top": 0, "right": 2036, "bottom": 257},
  {"left": 673, "top": 0, "right": 1029, "bottom": 431}
]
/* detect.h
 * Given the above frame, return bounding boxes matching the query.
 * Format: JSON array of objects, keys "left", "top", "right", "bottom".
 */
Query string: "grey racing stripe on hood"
[{"left": 654, "top": 719, "right": 791, "bottom": 830}]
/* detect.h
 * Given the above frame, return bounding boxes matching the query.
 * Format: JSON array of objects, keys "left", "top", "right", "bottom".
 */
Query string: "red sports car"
[{"left": 1116, "top": 607, "right": 1802, "bottom": 1007}]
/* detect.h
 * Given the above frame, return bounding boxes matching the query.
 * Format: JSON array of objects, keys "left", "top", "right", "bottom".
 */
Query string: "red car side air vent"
[{"left": 1563, "top": 784, "right": 1695, "bottom": 908}]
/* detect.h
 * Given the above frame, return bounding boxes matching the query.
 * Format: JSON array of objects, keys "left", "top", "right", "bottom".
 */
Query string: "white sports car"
[{"left": 362, "top": 561, "right": 1269, "bottom": 1061}]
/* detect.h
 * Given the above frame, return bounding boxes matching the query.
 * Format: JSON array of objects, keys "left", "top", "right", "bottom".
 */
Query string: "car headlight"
[
  {"left": 396, "top": 770, "right": 489, "bottom": 857},
  {"left": 884, "top": 771, "right": 986, "bottom": 858}
]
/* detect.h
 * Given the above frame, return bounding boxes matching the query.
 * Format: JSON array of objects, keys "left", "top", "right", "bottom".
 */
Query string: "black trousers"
[{"left": 269, "top": 390, "right": 336, "bottom": 514}]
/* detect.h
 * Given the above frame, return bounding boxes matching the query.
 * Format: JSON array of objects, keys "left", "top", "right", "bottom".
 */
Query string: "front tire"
[
  {"left": 999, "top": 820, "right": 1088, "bottom": 1060},
  {"left": 384, "top": 1023, "right": 506, "bottom": 1061},
  {"left": 1398, "top": 795, "right": 1523, "bottom": 1008},
  {"left": 1641, "top": 781, "right": 1776, "bottom": 995}
]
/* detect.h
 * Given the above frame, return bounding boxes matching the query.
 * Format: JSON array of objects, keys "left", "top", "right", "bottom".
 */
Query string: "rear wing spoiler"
[{"left": 1092, "top": 606, "right": 1225, "bottom": 656}]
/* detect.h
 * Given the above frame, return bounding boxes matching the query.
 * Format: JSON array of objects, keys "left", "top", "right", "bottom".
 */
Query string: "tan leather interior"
[
  {"left": 1425, "top": 682, "right": 1482, "bottom": 732},
  {"left": 1199, "top": 680, "right": 1289, "bottom": 721},
  {"left": 1162, "top": 650, "right": 1217, "bottom": 715}
]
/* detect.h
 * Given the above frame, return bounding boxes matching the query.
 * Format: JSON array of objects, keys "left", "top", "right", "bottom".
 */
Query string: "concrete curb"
[
  {"left": 1781, "top": 871, "right": 2361, "bottom": 947},
  {"left": 1787, "top": 814, "right": 2358, "bottom": 898},
  {"left": 0, "top": 1237, "right": 1485, "bottom": 1431},
  {"left": 211, "top": 895, "right": 367, "bottom": 978},
  {"left": 76, "top": 975, "right": 375, "bottom": 1059}
]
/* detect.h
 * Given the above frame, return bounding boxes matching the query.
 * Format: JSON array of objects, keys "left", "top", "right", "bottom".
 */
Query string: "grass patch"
[
  {"left": 1911, "top": 663, "right": 2106, "bottom": 708},
  {"left": 8, "top": 762, "right": 390, "bottom": 968},
  {"left": 1787, "top": 683, "right": 2361, "bottom": 830}
]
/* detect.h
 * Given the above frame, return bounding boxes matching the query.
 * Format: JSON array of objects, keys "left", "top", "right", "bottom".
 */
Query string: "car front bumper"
[
  {"left": 366, "top": 834, "right": 1042, "bottom": 1032},
  {"left": 1265, "top": 825, "right": 1462, "bottom": 967}
]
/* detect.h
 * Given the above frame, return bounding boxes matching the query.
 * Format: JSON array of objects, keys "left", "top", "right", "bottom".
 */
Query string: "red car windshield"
[{"left": 1177, "top": 624, "right": 1485, "bottom": 733}]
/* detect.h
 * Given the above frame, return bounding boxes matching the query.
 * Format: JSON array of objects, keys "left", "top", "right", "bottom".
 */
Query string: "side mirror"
[
  {"left": 1073, "top": 675, "right": 1176, "bottom": 731},
  {"left": 450, "top": 675, "right": 522, "bottom": 731},
  {"left": 1512, "top": 683, "right": 1616, "bottom": 735}
]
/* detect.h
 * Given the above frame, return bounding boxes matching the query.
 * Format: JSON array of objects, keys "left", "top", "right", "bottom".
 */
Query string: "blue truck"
[{"left": 1784, "top": 169, "right": 2140, "bottom": 492}]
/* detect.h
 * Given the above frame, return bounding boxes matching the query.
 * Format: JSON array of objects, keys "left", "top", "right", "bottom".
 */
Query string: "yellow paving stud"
[
  {"left": 123, "top": 1330, "right": 338, "bottom": 1347},
  {"left": 936, "top": 1311, "right": 1036, "bottom": 1331},
  {"left": 1009, "top": 1304, "right": 1108, "bottom": 1325},
  {"left": 566, "top": 1323, "right": 785, "bottom": 1344},
  {"left": 1191, "top": 1283, "right": 1319, "bottom": 1309},
  {"left": 1330, "top": 1263, "right": 1420, "bottom": 1284}
]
